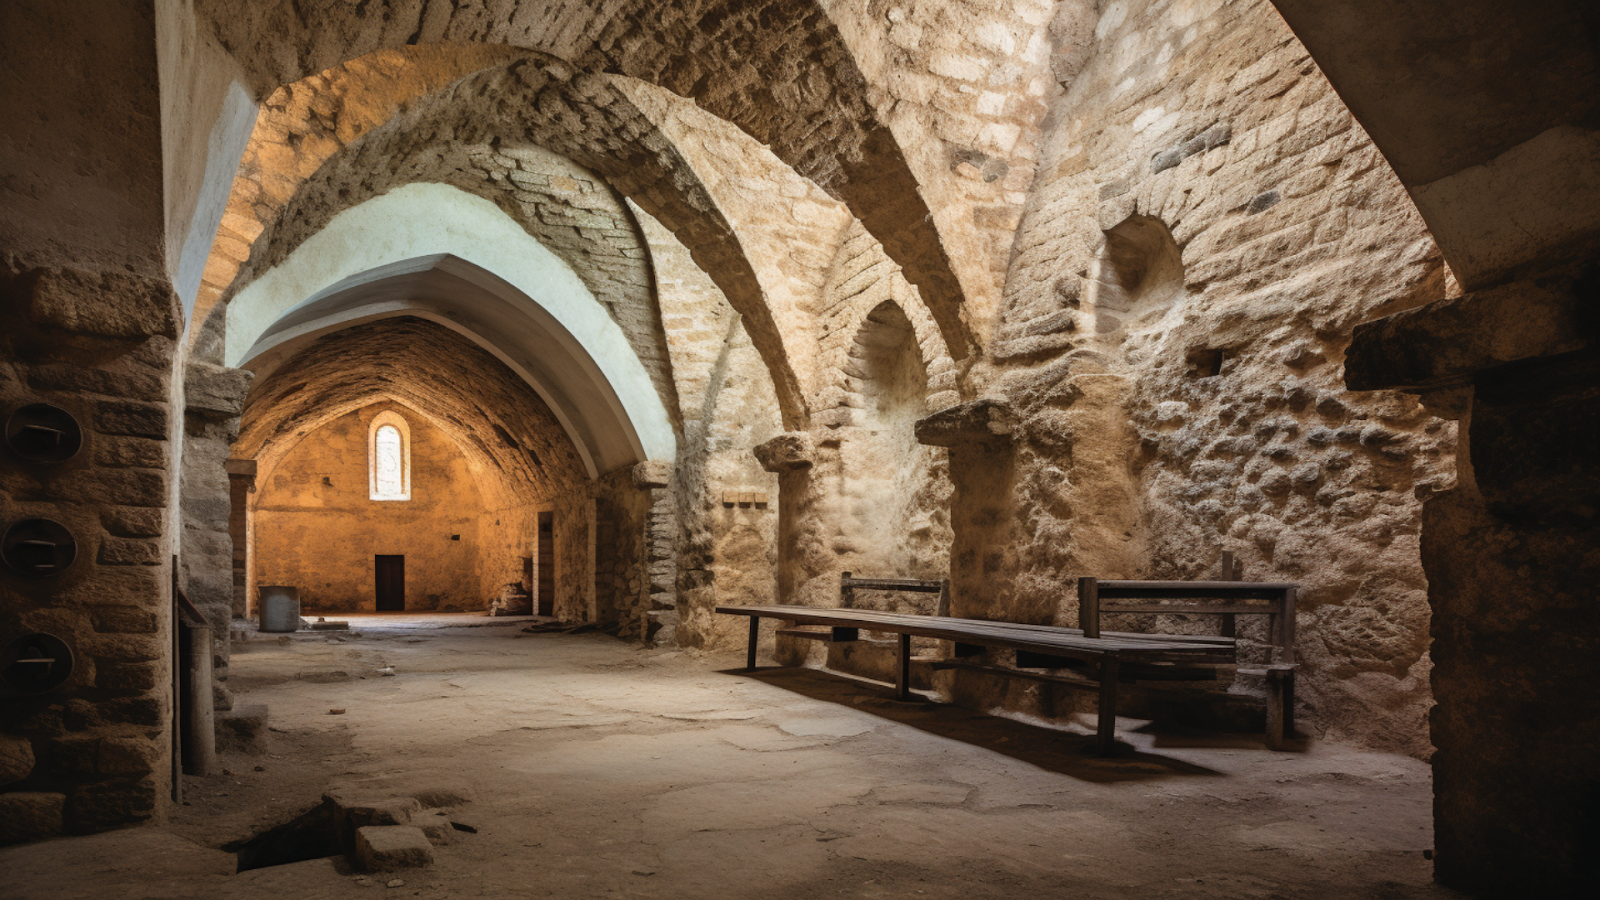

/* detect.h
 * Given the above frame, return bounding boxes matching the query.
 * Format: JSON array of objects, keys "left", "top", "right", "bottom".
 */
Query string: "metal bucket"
[{"left": 258, "top": 585, "right": 301, "bottom": 633}]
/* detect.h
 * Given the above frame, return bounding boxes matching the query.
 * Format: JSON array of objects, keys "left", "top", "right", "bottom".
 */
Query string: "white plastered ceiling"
[{"left": 226, "top": 182, "right": 677, "bottom": 478}]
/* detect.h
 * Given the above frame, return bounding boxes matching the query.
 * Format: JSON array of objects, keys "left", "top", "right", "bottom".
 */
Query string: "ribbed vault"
[
  {"left": 239, "top": 317, "right": 589, "bottom": 508},
  {"left": 226, "top": 184, "right": 675, "bottom": 478},
  {"left": 229, "top": 56, "right": 809, "bottom": 428},
  {"left": 194, "top": 0, "right": 975, "bottom": 358},
  {"left": 192, "top": 44, "right": 530, "bottom": 335}
]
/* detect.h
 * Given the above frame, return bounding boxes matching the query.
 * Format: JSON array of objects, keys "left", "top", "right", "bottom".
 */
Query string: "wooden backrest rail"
[
  {"left": 842, "top": 571, "right": 952, "bottom": 617},
  {"left": 1077, "top": 566, "right": 1297, "bottom": 665}
]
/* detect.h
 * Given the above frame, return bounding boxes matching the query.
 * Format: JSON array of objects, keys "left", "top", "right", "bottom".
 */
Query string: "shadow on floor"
[{"left": 726, "top": 665, "right": 1225, "bottom": 784}]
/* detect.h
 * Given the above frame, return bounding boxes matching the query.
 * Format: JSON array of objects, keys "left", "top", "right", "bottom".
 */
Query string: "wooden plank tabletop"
[{"left": 716, "top": 605, "right": 1234, "bottom": 664}]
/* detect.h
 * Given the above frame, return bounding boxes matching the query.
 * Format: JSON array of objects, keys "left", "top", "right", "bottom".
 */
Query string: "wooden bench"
[
  {"left": 1078, "top": 552, "right": 1299, "bottom": 745},
  {"left": 718, "top": 556, "right": 1299, "bottom": 753},
  {"left": 718, "top": 604, "right": 1236, "bottom": 754}
]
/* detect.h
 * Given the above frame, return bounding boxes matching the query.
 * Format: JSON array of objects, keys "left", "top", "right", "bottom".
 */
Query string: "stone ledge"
[
  {"left": 631, "top": 459, "right": 673, "bottom": 489},
  {"left": 753, "top": 432, "right": 815, "bottom": 472},
  {"left": 1345, "top": 263, "right": 1598, "bottom": 392},
  {"left": 913, "top": 399, "right": 1017, "bottom": 449},
  {"left": 184, "top": 362, "right": 254, "bottom": 419}
]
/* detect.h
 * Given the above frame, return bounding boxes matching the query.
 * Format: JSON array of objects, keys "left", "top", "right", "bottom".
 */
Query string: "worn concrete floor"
[{"left": 3, "top": 615, "right": 1463, "bottom": 899}]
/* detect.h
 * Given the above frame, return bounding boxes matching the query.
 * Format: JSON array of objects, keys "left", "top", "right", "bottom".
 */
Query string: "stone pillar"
[
  {"left": 754, "top": 432, "right": 816, "bottom": 664},
  {"left": 179, "top": 361, "right": 252, "bottom": 680},
  {"left": 632, "top": 461, "right": 678, "bottom": 645},
  {"left": 913, "top": 399, "right": 1018, "bottom": 620},
  {"left": 1, "top": 0, "right": 208, "bottom": 837},
  {"left": 224, "top": 459, "right": 256, "bottom": 618},
  {"left": 0, "top": 270, "right": 180, "bottom": 839},
  {"left": 1346, "top": 263, "right": 1600, "bottom": 896}
]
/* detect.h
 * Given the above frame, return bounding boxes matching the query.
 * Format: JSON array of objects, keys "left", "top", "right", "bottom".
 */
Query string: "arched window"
[{"left": 368, "top": 411, "right": 411, "bottom": 500}]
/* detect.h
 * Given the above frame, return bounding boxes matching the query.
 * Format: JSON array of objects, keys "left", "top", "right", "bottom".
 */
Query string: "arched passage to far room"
[
  {"left": 221, "top": 184, "right": 688, "bottom": 636},
  {"left": 237, "top": 317, "right": 595, "bottom": 621}
]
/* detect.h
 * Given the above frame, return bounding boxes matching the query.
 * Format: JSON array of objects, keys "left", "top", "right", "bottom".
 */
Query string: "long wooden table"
[{"left": 716, "top": 604, "right": 1238, "bottom": 754}]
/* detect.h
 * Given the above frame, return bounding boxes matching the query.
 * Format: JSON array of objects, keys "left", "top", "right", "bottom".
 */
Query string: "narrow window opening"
[{"left": 368, "top": 411, "right": 412, "bottom": 500}]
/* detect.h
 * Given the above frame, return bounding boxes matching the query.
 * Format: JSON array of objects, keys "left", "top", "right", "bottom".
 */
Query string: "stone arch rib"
[
  {"left": 229, "top": 58, "right": 810, "bottom": 430},
  {"left": 194, "top": 0, "right": 974, "bottom": 360}
]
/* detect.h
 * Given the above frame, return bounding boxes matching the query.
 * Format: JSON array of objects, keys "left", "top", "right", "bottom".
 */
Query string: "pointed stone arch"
[{"left": 191, "top": 0, "right": 976, "bottom": 357}]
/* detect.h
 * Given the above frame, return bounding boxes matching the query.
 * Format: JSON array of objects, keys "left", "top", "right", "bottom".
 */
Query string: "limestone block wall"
[
  {"left": 0, "top": 265, "right": 181, "bottom": 842},
  {"left": 964, "top": 0, "right": 1452, "bottom": 753},
  {"left": 824, "top": 0, "right": 1062, "bottom": 325},
  {"left": 590, "top": 467, "right": 653, "bottom": 640},
  {"left": 190, "top": 45, "right": 528, "bottom": 335},
  {"left": 637, "top": 206, "right": 782, "bottom": 650},
  {"left": 178, "top": 355, "right": 251, "bottom": 680},
  {"left": 771, "top": 224, "right": 955, "bottom": 639},
  {"left": 251, "top": 405, "right": 489, "bottom": 613}
]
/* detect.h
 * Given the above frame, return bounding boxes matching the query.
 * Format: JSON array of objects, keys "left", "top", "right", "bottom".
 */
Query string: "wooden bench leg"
[
  {"left": 1266, "top": 668, "right": 1295, "bottom": 749},
  {"left": 896, "top": 632, "right": 911, "bottom": 701},
  {"left": 1097, "top": 656, "right": 1119, "bottom": 755},
  {"left": 745, "top": 616, "right": 759, "bottom": 671}
]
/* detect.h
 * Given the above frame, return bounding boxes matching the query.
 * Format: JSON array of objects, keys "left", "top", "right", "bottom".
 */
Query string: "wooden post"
[
  {"left": 1279, "top": 587, "right": 1298, "bottom": 666},
  {"left": 1077, "top": 577, "right": 1100, "bottom": 639},
  {"left": 1275, "top": 586, "right": 1298, "bottom": 745},
  {"left": 745, "top": 615, "right": 759, "bottom": 671},
  {"left": 896, "top": 633, "right": 912, "bottom": 701},
  {"left": 1219, "top": 550, "right": 1237, "bottom": 638},
  {"left": 1097, "top": 656, "right": 1119, "bottom": 755},
  {"left": 180, "top": 623, "right": 217, "bottom": 776},
  {"left": 170, "top": 558, "right": 182, "bottom": 804},
  {"left": 1266, "top": 668, "right": 1295, "bottom": 749},
  {"left": 936, "top": 578, "right": 951, "bottom": 617}
]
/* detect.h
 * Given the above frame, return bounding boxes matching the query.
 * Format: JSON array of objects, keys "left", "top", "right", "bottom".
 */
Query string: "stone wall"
[
  {"left": 251, "top": 405, "right": 489, "bottom": 613},
  {"left": 636, "top": 206, "right": 782, "bottom": 650},
  {"left": 0, "top": 265, "right": 180, "bottom": 842},
  {"left": 948, "top": 0, "right": 1451, "bottom": 754}
]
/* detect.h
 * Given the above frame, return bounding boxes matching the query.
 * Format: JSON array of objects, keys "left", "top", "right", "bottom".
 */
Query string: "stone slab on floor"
[
  {"left": 0, "top": 827, "right": 235, "bottom": 896},
  {"left": 327, "top": 791, "right": 420, "bottom": 830},
  {"left": 0, "top": 792, "right": 65, "bottom": 845},
  {"left": 354, "top": 825, "right": 434, "bottom": 871},
  {"left": 413, "top": 808, "right": 455, "bottom": 844},
  {"left": 216, "top": 702, "right": 270, "bottom": 754}
]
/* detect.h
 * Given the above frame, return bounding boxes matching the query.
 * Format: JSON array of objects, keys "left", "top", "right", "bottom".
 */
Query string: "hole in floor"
[
  {"left": 221, "top": 799, "right": 341, "bottom": 873},
  {"left": 450, "top": 821, "right": 477, "bottom": 834}
]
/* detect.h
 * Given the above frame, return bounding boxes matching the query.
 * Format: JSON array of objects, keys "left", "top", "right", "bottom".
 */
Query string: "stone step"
[
  {"left": 353, "top": 825, "right": 434, "bottom": 872},
  {"left": 215, "top": 702, "right": 269, "bottom": 754}
]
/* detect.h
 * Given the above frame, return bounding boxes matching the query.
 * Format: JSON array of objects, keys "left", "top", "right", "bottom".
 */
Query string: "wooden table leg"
[
  {"left": 1266, "top": 668, "right": 1295, "bottom": 749},
  {"left": 1097, "top": 656, "right": 1119, "bottom": 755},
  {"left": 745, "top": 616, "right": 759, "bottom": 671},
  {"left": 896, "top": 632, "right": 911, "bottom": 701}
]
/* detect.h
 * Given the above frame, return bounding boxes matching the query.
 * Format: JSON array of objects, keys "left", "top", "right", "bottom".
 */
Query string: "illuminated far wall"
[{"left": 252, "top": 402, "right": 492, "bottom": 612}]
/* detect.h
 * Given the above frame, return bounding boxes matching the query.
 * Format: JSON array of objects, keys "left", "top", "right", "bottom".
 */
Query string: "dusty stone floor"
[{"left": 3, "top": 615, "right": 1462, "bottom": 899}]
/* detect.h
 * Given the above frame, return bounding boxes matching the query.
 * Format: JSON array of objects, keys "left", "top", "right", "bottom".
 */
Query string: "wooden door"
[
  {"left": 536, "top": 513, "right": 555, "bottom": 616},
  {"left": 375, "top": 555, "right": 405, "bottom": 611}
]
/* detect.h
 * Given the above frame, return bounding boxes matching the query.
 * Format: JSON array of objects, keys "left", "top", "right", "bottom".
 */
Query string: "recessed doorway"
[
  {"left": 375, "top": 555, "right": 405, "bottom": 611},
  {"left": 536, "top": 513, "right": 555, "bottom": 616}
]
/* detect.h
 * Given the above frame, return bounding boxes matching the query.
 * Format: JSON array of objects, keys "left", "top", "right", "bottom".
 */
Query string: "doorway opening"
[
  {"left": 375, "top": 554, "right": 405, "bottom": 611},
  {"left": 536, "top": 512, "right": 555, "bottom": 617}
]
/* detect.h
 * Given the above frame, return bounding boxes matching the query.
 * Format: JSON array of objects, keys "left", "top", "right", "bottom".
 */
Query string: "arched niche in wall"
[
  {"left": 226, "top": 183, "right": 677, "bottom": 479},
  {"left": 1088, "top": 214, "right": 1186, "bottom": 334},
  {"left": 831, "top": 301, "right": 953, "bottom": 600}
]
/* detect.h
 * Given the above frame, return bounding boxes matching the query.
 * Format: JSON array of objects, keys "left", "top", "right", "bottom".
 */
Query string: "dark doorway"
[
  {"left": 536, "top": 513, "right": 555, "bottom": 616},
  {"left": 375, "top": 555, "right": 405, "bottom": 611}
]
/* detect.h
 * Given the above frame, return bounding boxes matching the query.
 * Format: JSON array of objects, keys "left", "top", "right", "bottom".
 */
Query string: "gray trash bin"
[{"left": 259, "top": 585, "right": 301, "bottom": 633}]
